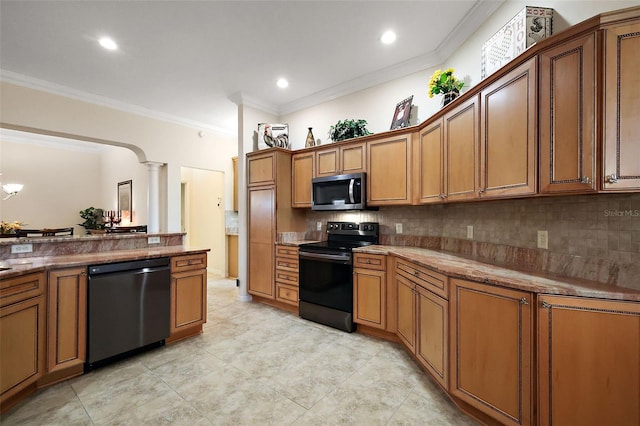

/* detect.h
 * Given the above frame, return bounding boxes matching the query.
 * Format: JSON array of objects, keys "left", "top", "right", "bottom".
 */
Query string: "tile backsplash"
[{"left": 306, "top": 193, "right": 640, "bottom": 289}]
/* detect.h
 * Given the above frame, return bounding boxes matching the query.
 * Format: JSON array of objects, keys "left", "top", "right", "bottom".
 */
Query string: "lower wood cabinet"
[
  {"left": 47, "top": 267, "right": 87, "bottom": 373},
  {"left": 450, "top": 278, "right": 532, "bottom": 426},
  {"left": 538, "top": 294, "right": 640, "bottom": 426},
  {"left": 170, "top": 254, "right": 207, "bottom": 339},
  {"left": 275, "top": 245, "right": 299, "bottom": 306},
  {"left": 396, "top": 260, "right": 449, "bottom": 390},
  {"left": 0, "top": 273, "right": 46, "bottom": 408},
  {"left": 353, "top": 253, "right": 386, "bottom": 329}
]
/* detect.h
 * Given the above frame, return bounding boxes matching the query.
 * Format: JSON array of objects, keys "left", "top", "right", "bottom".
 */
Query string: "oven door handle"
[{"left": 299, "top": 251, "right": 351, "bottom": 263}]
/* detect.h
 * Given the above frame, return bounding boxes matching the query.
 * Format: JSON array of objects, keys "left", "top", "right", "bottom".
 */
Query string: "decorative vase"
[
  {"left": 305, "top": 127, "right": 316, "bottom": 148},
  {"left": 442, "top": 91, "right": 459, "bottom": 107}
]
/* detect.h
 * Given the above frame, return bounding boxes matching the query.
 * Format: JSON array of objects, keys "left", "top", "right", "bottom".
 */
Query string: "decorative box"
[{"left": 481, "top": 6, "right": 553, "bottom": 78}]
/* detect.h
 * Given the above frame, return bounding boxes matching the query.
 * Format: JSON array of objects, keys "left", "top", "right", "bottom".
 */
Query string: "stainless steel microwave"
[{"left": 312, "top": 173, "right": 366, "bottom": 211}]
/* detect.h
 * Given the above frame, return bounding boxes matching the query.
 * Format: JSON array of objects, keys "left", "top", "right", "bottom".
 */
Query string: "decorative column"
[{"left": 144, "top": 161, "right": 164, "bottom": 233}]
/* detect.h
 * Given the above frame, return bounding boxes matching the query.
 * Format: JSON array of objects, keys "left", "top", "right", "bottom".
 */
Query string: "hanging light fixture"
[{"left": 2, "top": 183, "right": 23, "bottom": 200}]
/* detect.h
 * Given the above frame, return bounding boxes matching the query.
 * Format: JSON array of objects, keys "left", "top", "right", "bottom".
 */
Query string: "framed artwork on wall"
[{"left": 117, "top": 180, "right": 132, "bottom": 213}]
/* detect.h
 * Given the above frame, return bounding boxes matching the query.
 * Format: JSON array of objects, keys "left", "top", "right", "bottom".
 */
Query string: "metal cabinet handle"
[
  {"left": 541, "top": 301, "right": 552, "bottom": 309},
  {"left": 478, "top": 188, "right": 484, "bottom": 194},
  {"left": 606, "top": 174, "right": 618, "bottom": 184},
  {"left": 520, "top": 297, "right": 529, "bottom": 305},
  {"left": 581, "top": 176, "right": 591, "bottom": 184}
]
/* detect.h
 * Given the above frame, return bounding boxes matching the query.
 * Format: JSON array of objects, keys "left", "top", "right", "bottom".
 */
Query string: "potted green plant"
[
  {"left": 79, "top": 207, "right": 105, "bottom": 234},
  {"left": 328, "top": 119, "right": 372, "bottom": 142},
  {"left": 428, "top": 68, "right": 465, "bottom": 106}
]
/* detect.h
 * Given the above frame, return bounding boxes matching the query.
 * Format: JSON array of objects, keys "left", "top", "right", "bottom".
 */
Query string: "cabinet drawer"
[
  {"left": 275, "top": 246, "right": 299, "bottom": 259},
  {"left": 171, "top": 253, "right": 207, "bottom": 273},
  {"left": 275, "top": 256, "right": 298, "bottom": 272},
  {"left": 0, "top": 272, "right": 45, "bottom": 308},
  {"left": 275, "top": 269, "right": 299, "bottom": 286},
  {"left": 353, "top": 253, "right": 386, "bottom": 271},
  {"left": 276, "top": 283, "right": 299, "bottom": 306},
  {"left": 396, "top": 259, "right": 448, "bottom": 299}
]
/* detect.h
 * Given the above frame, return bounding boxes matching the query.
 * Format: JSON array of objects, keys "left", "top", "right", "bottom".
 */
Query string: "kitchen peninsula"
[{"left": 0, "top": 232, "right": 209, "bottom": 413}]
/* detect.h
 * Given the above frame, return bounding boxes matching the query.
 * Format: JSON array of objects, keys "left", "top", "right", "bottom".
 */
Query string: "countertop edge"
[
  {"left": 0, "top": 247, "right": 210, "bottom": 280},
  {"left": 354, "top": 245, "right": 640, "bottom": 302}
]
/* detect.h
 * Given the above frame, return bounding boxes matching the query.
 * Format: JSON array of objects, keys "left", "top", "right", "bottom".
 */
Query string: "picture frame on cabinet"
[{"left": 390, "top": 96, "right": 413, "bottom": 130}]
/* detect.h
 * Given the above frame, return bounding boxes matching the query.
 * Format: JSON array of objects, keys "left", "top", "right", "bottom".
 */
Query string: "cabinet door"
[
  {"left": 480, "top": 58, "right": 537, "bottom": 198},
  {"left": 367, "top": 133, "right": 412, "bottom": 205},
  {"left": 0, "top": 296, "right": 46, "bottom": 404},
  {"left": 416, "top": 285, "right": 448, "bottom": 390},
  {"left": 171, "top": 269, "right": 207, "bottom": 333},
  {"left": 540, "top": 33, "right": 597, "bottom": 193},
  {"left": 396, "top": 274, "right": 415, "bottom": 351},
  {"left": 538, "top": 295, "right": 640, "bottom": 426},
  {"left": 450, "top": 278, "right": 532, "bottom": 426},
  {"left": 315, "top": 146, "right": 340, "bottom": 177},
  {"left": 446, "top": 94, "right": 480, "bottom": 201},
  {"left": 353, "top": 268, "right": 386, "bottom": 329},
  {"left": 248, "top": 186, "right": 275, "bottom": 298},
  {"left": 47, "top": 268, "right": 87, "bottom": 373},
  {"left": 247, "top": 151, "right": 275, "bottom": 186},
  {"left": 415, "top": 118, "right": 445, "bottom": 204},
  {"left": 603, "top": 23, "right": 640, "bottom": 190},
  {"left": 292, "top": 152, "right": 314, "bottom": 207},
  {"left": 340, "top": 142, "right": 366, "bottom": 174}
]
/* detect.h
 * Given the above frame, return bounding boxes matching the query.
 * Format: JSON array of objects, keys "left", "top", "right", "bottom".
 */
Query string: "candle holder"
[{"left": 103, "top": 210, "right": 122, "bottom": 229}]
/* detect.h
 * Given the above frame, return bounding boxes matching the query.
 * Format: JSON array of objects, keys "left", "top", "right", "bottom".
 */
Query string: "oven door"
[{"left": 298, "top": 250, "right": 353, "bottom": 313}]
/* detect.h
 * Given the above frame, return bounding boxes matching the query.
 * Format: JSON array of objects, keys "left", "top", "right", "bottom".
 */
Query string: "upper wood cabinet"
[
  {"left": 540, "top": 33, "right": 597, "bottom": 193},
  {"left": 367, "top": 132, "right": 413, "bottom": 206},
  {"left": 291, "top": 151, "right": 314, "bottom": 208},
  {"left": 316, "top": 141, "right": 366, "bottom": 178},
  {"left": 414, "top": 118, "right": 444, "bottom": 204},
  {"left": 445, "top": 94, "right": 481, "bottom": 202},
  {"left": 450, "top": 278, "right": 532, "bottom": 426},
  {"left": 480, "top": 58, "right": 537, "bottom": 199},
  {"left": 603, "top": 22, "right": 640, "bottom": 190},
  {"left": 538, "top": 294, "right": 640, "bottom": 426},
  {"left": 247, "top": 150, "right": 276, "bottom": 186}
]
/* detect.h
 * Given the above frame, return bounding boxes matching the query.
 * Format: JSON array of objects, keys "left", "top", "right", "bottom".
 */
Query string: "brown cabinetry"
[
  {"left": 538, "top": 294, "right": 640, "bottom": 426},
  {"left": 247, "top": 149, "right": 305, "bottom": 300},
  {"left": 414, "top": 118, "right": 444, "bottom": 203},
  {"left": 0, "top": 273, "right": 46, "bottom": 408},
  {"left": 540, "top": 33, "right": 597, "bottom": 193},
  {"left": 170, "top": 253, "right": 207, "bottom": 340},
  {"left": 275, "top": 245, "right": 299, "bottom": 306},
  {"left": 480, "top": 58, "right": 537, "bottom": 199},
  {"left": 47, "top": 268, "right": 86, "bottom": 374},
  {"left": 291, "top": 151, "right": 314, "bottom": 207},
  {"left": 367, "top": 133, "right": 413, "bottom": 205},
  {"left": 450, "top": 278, "right": 532, "bottom": 426},
  {"left": 395, "top": 260, "right": 449, "bottom": 390},
  {"left": 353, "top": 253, "right": 387, "bottom": 329},
  {"left": 315, "top": 141, "right": 366, "bottom": 177},
  {"left": 603, "top": 22, "right": 640, "bottom": 190}
]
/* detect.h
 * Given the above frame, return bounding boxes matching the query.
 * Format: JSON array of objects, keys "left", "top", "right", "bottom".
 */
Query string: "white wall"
[
  {"left": 0, "top": 82, "right": 238, "bottom": 232},
  {"left": 0, "top": 138, "right": 145, "bottom": 234},
  {"left": 280, "top": 0, "right": 639, "bottom": 147}
]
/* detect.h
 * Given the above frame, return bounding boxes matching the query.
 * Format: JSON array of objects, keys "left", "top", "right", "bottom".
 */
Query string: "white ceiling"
[{"left": 0, "top": 1, "right": 504, "bottom": 134}]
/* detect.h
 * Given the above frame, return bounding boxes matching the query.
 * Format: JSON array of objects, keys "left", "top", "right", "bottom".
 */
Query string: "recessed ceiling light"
[
  {"left": 381, "top": 30, "right": 396, "bottom": 45},
  {"left": 99, "top": 37, "right": 118, "bottom": 50},
  {"left": 276, "top": 78, "right": 289, "bottom": 89}
]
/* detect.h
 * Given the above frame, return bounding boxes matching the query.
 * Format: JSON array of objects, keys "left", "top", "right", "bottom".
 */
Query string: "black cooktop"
[{"left": 299, "top": 221, "right": 379, "bottom": 253}]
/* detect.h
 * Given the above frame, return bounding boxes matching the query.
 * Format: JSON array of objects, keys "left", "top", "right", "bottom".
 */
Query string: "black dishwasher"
[{"left": 86, "top": 257, "right": 171, "bottom": 371}]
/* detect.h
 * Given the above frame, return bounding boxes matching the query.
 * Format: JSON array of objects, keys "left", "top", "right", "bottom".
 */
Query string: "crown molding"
[
  {"left": 0, "top": 69, "right": 236, "bottom": 136},
  {"left": 0, "top": 127, "right": 108, "bottom": 153},
  {"left": 227, "top": 91, "right": 280, "bottom": 116}
]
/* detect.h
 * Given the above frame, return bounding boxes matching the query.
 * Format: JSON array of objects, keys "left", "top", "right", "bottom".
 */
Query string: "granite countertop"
[
  {"left": 0, "top": 246, "right": 210, "bottom": 280},
  {"left": 355, "top": 245, "right": 640, "bottom": 302}
]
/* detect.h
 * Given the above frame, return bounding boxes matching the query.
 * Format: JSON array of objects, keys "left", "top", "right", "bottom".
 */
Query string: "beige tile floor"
[{"left": 1, "top": 276, "right": 478, "bottom": 425}]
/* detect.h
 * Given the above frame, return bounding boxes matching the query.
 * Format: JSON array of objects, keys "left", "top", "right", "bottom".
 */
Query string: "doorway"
[{"left": 180, "top": 167, "right": 225, "bottom": 276}]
